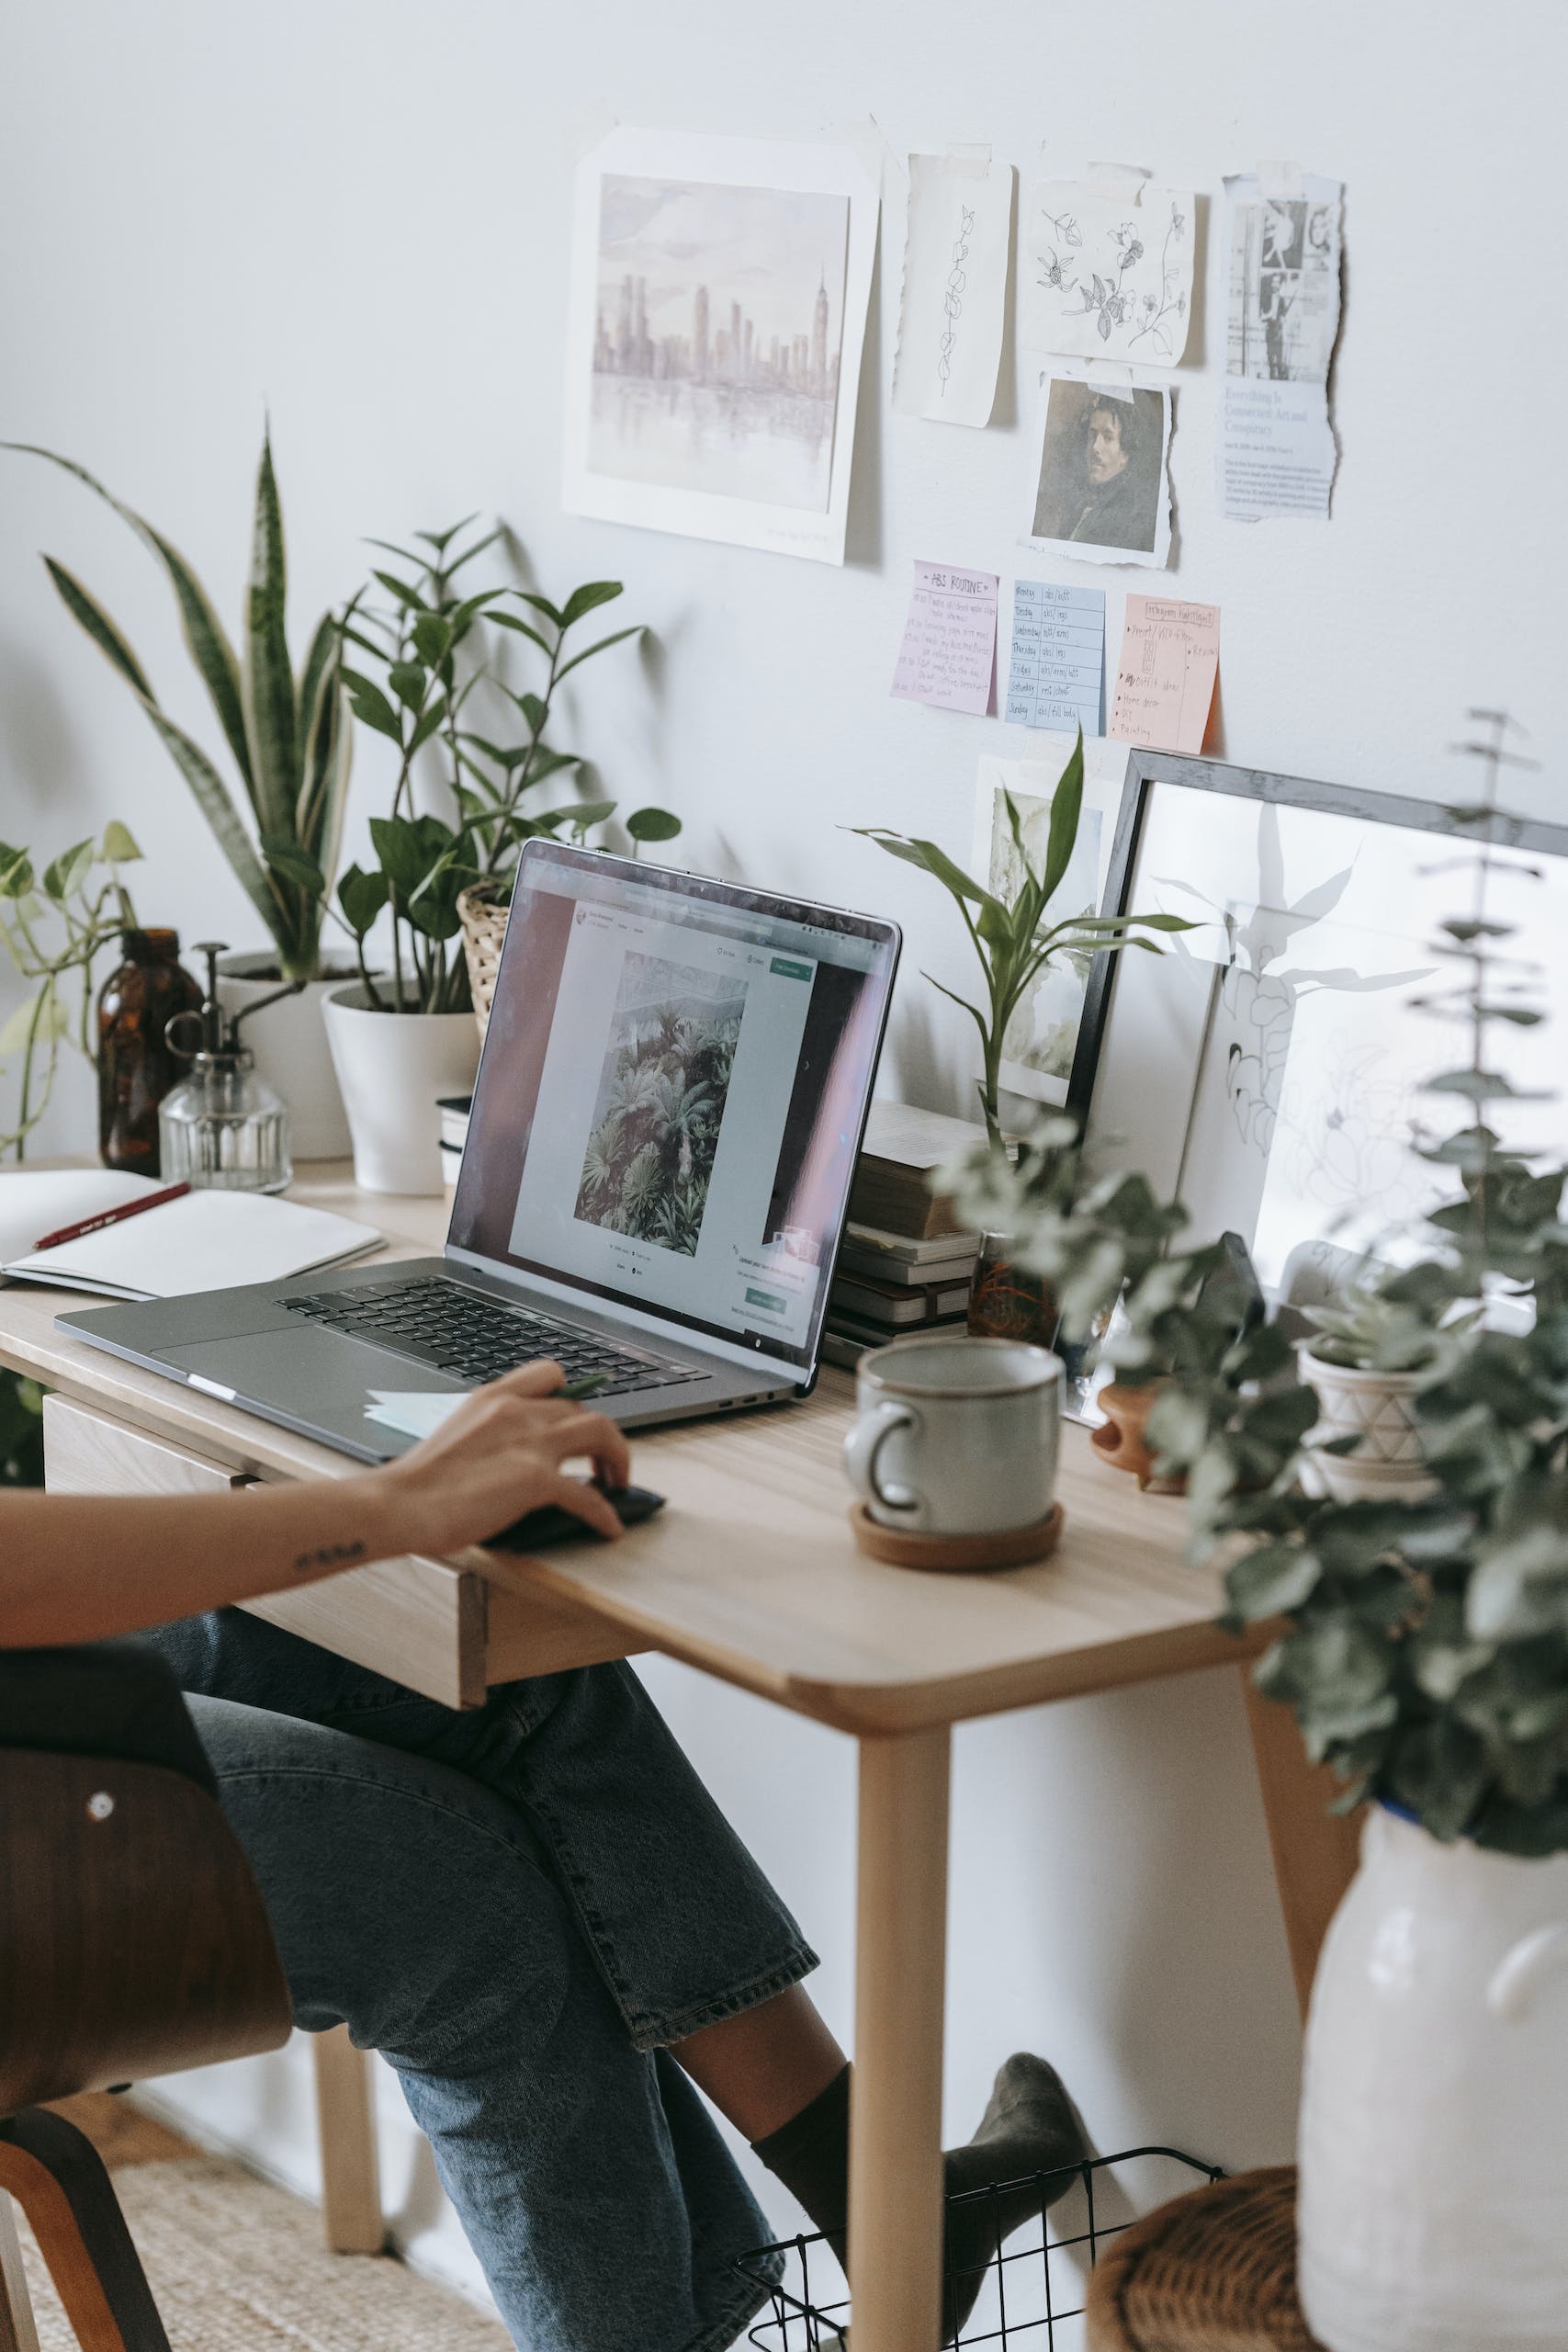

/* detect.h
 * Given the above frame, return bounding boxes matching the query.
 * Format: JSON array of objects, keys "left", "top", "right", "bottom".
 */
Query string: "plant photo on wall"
[{"left": 574, "top": 956, "right": 746, "bottom": 1256}]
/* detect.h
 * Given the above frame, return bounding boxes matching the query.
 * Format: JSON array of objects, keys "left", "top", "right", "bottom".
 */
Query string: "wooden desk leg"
[
  {"left": 0, "top": 2193, "right": 40, "bottom": 2352},
  {"left": 850, "top": 1726, "right": 951, "bottom": 2352},
  {"left": 1241, "top": 1668, "right": 1363, "bottom": 2019},
  {"left": 312, "top": 2028, "right": 384, "bottom": 2256}
]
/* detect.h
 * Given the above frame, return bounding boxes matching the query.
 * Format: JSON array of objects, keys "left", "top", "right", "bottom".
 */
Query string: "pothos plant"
[
  {"left": 333, "top": 517, "right": 681, "bottom": 1013},
  {"left": 853, "top": 729, "right": 1189, "bottom": 1152},
  {"left": 0, "top": 822, "right": 142, "bottom": 1159},
  {"left": 951, "top": 715, "right": 1568, "bottom": 1857}
]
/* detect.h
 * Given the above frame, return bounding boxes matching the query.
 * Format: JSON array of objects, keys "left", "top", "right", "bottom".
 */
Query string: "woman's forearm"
[{"left": 0, "top": 1476, "right": 399, "bottom": 1649}]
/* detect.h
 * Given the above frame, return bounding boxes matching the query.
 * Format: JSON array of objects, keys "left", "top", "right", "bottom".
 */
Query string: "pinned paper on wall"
[
  {"left": 1024, "top": 370, "right": 1173, "bottom": 570},
  {"left": 1021, "top": 177, "right": 1195, "bottom": 364},
  {"left": 561, "top": 127, "right": 880, "bottom": 565},
  {"left": 892, "top": 155, "right": 1015, "bottom": 427},
  {"left": 1110, "top": 595, "right": 1220, "bottom": 752},
  {"left": 1217, "top": 167, "right": 1343, "bottom": 522},
  {"left": 1005, "top": 581, "right": 1105, "bottom": 734},
  {"left": 890, "top": 560, "right": 998, "bottom": 714}
]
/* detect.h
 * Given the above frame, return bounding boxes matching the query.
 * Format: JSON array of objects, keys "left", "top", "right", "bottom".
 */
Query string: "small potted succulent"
[{"left": 1295, "top": 1280, "right": 1484, "bottom": 1503}]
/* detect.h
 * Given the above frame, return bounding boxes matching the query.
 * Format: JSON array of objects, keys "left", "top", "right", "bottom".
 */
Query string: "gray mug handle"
[{"left": 842, "top": 1399, "right": 921, "bottom": 1517}]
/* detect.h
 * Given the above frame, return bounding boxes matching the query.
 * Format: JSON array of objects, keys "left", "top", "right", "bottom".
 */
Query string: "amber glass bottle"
[{"left": 96, "top": 929, "right": 203, "bottom": 1175}]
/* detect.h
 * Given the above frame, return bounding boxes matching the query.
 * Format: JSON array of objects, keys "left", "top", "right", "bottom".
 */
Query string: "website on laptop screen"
[{"left": 448, "top": 846, "right": 897, "bottom": 1371}]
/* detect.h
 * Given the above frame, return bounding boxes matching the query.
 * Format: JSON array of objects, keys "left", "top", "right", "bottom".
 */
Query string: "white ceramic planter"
[
  {"left": 217, "top": 955, "right": 360, "bottom": 1161},
  {"left": 1299, "top": 1805, "right": 1568, "bottom": 2352},
  {"left": 1301, "top": 1345, "right": 1432, "bottom": 1502},
  {"left": 322, "top": 985, "right": 479, "bottom": 1196}
]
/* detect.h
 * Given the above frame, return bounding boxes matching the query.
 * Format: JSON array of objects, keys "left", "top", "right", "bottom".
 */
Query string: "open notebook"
[{"left": 0, "top": 1171, "right": 382, "bottom": 1300}]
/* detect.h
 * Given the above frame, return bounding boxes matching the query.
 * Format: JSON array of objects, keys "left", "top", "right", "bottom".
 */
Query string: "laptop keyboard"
[{"left": 282, "top": 1278, "right": 704, "bottom": 1399}]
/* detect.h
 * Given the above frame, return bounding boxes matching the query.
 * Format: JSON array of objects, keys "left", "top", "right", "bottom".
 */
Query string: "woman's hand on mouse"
[{"left": 373, "top": 1360, "right": 631, "bottom": 1554}]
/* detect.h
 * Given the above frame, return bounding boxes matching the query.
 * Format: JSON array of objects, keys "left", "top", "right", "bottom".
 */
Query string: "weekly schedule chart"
[{"left": 1005, "top": 579, "right": 1106, "bottom": 734}]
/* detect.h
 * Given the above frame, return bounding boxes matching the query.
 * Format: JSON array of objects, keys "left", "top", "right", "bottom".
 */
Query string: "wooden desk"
[{"left": 0, "top": 1168, "right": 1359, "bottom": 2352}]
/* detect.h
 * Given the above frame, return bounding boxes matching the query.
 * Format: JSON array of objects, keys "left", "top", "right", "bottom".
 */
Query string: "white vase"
[
  {"left": 1299, "top": 1805, "right": 1568, "bottom": 2352},
  {"left": 1301, "top": 1344, "right": 1432, "bottom": 1502},
  {"left": 322, "top": 984, "right": 479, "bottom": 1196},
  {"left": 217, "top": 954, "right": 361, "bottom": 1161}
]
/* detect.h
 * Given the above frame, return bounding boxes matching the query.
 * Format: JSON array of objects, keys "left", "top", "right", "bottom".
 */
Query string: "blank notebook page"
[{"left": 8, "top": 1189, "right": 382, "bottom": 1299}]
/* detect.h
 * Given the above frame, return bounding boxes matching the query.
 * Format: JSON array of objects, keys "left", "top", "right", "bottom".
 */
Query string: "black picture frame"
[{"left": 1066, "top": 748, "right": 1568, "bottom": 1127}]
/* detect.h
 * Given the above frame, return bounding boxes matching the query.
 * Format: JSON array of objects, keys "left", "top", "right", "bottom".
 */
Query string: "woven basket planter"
[{"left": 457, "top": 882, "right": 512, "bottom": 1038}]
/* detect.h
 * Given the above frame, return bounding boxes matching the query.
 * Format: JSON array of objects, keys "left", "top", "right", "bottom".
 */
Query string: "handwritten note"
[
  {"left": 1005, "top": 581, "right": 1105, "bottom": 733},
  {"left": 893, "top": 157, "right": 1015, "bottom": 427},
  {"left": 1109, "top": 595, "right": 1220, "bottom": 752},
  {"left": 890, "top": 561, "right": 998, "bottom": 715}
]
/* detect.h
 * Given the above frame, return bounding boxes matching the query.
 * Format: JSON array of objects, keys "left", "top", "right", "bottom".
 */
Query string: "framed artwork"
[
  {"left": 561, "top": 128, "right": 880, "bottom": 566},
  {"left": 973, "top": 738, "right": 1128, "bottom": 1114},
  {"left": 1079, "top": 752, "right": 1568, "bottom": 1290}
]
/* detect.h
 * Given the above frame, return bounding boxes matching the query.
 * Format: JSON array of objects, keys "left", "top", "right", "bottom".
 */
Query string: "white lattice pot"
[
  {"left": 1299, "top": 1806, "right": 1568, "bottom": 2351},
  {"left": 1300, "top": 1345, "right": 1432, "bottom": 1503}
]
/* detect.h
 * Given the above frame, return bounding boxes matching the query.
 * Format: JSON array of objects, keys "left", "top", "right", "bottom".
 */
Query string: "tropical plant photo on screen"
[{"left": 574, "top": 955, "right": 746, "bottom": 1255}]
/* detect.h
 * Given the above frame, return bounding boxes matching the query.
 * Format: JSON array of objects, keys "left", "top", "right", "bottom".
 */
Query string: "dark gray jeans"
[{"left": 148, "top": 1611, "right": 816, "bottom": 2352}]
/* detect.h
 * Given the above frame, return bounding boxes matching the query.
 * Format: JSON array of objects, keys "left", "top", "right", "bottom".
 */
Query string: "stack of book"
[
  {"left": 438, "top": 1094, "right": 472, "bottom": 1192},
  {"left": 819, "top": 1103, "right": 988, "bottom": 1369}
]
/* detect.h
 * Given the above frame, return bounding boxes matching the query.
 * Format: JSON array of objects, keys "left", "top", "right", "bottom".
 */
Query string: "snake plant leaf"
[
  {"left": 141, "top": 698, "right": 282, "bottom": 943},
  {"left": 41, "top": 558, "right": 154, "bottom": 699},
  {"left": 296, "top": 611, "right": 338, "bottom": 773},
  {"left": 6, "top": 444, "right": 253, "bottom": 789},
  {"left": 258, "top": 834, "right": 327, "bottom": 894},
  {"left": 242, "top": 433, "right": 299, "bottom": 842}
]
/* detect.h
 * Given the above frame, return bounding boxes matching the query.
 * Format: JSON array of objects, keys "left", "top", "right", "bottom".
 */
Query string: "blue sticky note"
[{"left": 1006, "top": 581, "right": 1106, "bottom": 734}]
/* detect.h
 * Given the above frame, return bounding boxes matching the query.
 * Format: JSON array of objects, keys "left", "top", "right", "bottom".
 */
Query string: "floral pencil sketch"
[{"left": 1026, "top": 187, "right": 1194, "bottom": 364}]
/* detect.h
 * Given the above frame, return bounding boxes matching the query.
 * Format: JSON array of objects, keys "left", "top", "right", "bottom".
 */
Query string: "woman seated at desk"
[{"left": 1, "top": 1361, "right": 1084, "bottom": 2352}]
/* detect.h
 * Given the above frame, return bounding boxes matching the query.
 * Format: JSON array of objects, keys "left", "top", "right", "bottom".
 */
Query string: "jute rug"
[{"left": 14, "top": 2154, "right": 513, "bottom": 2351}]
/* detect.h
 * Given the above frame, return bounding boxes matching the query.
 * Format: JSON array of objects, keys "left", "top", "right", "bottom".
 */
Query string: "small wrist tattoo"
[{"left": 291, "top": 1538, "right": 367, "bottom": 1576}]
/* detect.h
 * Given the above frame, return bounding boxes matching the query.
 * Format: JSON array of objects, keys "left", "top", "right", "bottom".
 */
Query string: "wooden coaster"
[{"left": 848, "top": 1499, "right": 1064, "bottom": 1572}]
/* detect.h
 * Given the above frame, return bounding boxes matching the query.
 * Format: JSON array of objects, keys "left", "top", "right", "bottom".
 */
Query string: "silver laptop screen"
[{"left": 447, "top": 841, "right": 898, "bottom": 1374}]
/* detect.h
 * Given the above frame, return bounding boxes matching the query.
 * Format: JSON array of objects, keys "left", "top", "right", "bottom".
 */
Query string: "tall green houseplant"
[
  {"left": 4, "top": 435, "right": 352, "bottom": 983},
  {"left": 854, "top": 730, "right": 1188, "bottom": 1150}
]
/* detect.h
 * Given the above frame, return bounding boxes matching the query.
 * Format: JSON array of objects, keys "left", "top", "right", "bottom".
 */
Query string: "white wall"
[{"left": 5, "top": 0, "right": 1566, "bottom": 2319}]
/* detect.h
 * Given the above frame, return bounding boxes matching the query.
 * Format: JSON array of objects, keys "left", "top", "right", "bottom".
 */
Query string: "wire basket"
[{"left": 737, "top": 2145, "right": 1224, "bottom": 2351}]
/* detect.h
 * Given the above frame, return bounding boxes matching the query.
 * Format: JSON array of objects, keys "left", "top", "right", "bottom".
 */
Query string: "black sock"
[
  {"left": 752, "top": 2054, "right": 1087, "bottom": 2346},
  {"left": 751, "top": 2062, "right": 852, "bottom": 2263}
]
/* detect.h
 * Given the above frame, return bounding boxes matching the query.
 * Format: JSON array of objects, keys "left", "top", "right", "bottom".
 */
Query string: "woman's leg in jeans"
[
  {"left": 145, "top": 1612, "right": 823, "bottom": 2047},
  {"left": 187, "top": 1692, "right": 777, "bottom": 2352}
]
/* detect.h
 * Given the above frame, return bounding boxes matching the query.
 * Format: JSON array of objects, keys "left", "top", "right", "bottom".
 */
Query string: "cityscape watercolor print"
[
  {"left": 589, "top": 175, "right": 850, "bottom": 512},
  {"left": 564, "top": 130, "right": 879, "bottom": 564}
]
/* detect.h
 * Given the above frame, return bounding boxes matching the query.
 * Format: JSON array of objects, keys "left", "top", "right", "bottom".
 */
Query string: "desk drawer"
[{"left": 42, "top": 1396, "right": 486, "bottom": 1709}]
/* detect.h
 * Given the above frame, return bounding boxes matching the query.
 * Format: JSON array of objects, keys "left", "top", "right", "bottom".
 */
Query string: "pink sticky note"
[
  {"left": 1109, "top": 595, "right": 1221, "bottom": 753},
  {"left": 890, "top": 560, "right": 999, "bottom": 716}
]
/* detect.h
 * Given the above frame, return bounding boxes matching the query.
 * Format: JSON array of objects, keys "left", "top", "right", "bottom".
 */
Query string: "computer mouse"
[{"left": 486, "top": 1482, "right": 666, "bottom": 1551}]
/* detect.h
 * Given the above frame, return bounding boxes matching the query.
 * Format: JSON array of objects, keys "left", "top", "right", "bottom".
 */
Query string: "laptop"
[{"left": 58, "top": 840, "right": 901, "bottom": 1463}]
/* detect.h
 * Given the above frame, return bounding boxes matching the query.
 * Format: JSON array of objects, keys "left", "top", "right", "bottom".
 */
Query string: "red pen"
[{"left": 32, "top": 1182, "right": 192, "bottom": 1254}]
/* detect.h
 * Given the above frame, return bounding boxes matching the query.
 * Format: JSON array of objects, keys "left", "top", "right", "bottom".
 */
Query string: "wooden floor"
[{"left": 43, "top": 2095, "right": 196, "bottom": 2170}]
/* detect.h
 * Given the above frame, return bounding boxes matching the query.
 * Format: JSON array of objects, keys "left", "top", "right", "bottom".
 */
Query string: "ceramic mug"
[{"left": 843, "top": 1334, "right": 1062, "bottom": 1536}]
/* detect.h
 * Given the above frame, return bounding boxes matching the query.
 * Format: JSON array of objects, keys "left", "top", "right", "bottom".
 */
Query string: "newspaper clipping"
[{"left": 1218, "top": 169, "right": 1343, "bottom": 522}]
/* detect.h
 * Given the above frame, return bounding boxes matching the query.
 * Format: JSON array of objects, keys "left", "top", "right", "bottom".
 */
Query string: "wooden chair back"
[{"left": 0, "top": 1747, "right": 291, "bottom": 2115}]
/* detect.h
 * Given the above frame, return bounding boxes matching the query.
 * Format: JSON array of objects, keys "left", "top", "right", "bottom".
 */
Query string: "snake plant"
[{"left": 4, "top": 434, "right": 351, "bottom": 982}]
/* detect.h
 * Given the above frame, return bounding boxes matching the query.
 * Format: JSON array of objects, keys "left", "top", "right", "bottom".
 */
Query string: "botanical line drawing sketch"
[
  {"left": 1022, "top": 181, "right": 1194, "bottom": 365},
  {"left": 938, "top": 206, "right": 976, "bottom": 400}
]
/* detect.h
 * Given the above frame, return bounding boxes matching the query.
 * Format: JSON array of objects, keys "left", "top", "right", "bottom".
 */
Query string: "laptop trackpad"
[{"left": 166, "top": 1329, "right": 468, "bottom": 1453}]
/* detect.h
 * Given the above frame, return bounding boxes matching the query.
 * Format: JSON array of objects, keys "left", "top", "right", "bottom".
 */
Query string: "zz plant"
[
  {"left": 333, "top": 516, "right": 681, "bottom": 1013},
  {"left": 5, "top": 436, "right": 351, "bottom": 983}
]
